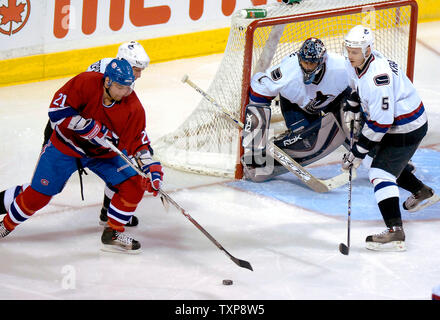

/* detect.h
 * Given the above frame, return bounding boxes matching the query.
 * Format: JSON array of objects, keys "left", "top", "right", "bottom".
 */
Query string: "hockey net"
[{"left": 154, "top": 0, "right": 418, "bottom": 179}]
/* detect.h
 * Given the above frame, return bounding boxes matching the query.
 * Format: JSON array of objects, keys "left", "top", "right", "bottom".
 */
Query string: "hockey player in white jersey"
[
  {"left": 242, "top": 37, "right": 353, "bottom": 182},
  {"left": 342, "top": 25, "right": 438, "bottom": 251},
  {"left": 0, "top": 41, "right": 150, "bottom": 227}
]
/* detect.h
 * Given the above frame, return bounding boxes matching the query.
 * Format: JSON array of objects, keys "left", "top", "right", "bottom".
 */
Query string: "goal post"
[{"left": 154, "top": 0, "right": 418, "bottom": 179}]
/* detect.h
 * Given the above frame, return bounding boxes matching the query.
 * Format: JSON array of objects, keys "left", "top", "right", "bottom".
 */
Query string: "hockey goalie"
[{"left": 241, "top": 37, "right": 359, "bottom": 182}]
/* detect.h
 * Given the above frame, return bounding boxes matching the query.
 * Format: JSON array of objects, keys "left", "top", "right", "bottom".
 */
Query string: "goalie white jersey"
[
  {"left": 250, "top": 52, "right": 349, "bottom": 114},
  {"left": 345, "top": 50, "right": 427, "bottom": 143}
]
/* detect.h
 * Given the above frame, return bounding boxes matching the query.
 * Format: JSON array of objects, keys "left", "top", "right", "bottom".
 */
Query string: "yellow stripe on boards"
[
  {"left": 0, "top": 28, "right": 230, "bottom": 87},
  {"left": 1, "top": 0, "right": 439, "bottom": 87},
  {"left": 418, "top": 0, "right": 440, "bottom": 22}
]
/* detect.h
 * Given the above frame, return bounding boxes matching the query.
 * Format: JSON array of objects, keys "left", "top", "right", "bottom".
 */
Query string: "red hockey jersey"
[{"left": 48, "top": 72, "right": 150, "bottom": 158}]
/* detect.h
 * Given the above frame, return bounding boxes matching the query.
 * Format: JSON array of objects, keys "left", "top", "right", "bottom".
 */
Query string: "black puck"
[{"left": 222, "top": 279, "right": 233, "bottom": 285}]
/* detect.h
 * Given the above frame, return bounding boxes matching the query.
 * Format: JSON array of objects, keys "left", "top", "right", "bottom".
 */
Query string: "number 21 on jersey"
[{"left": 53, "top": 93, "right": 67, "bottom": 107}]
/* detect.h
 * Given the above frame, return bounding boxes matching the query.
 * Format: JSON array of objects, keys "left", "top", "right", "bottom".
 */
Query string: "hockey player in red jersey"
[
  {"left": 0, "top": 59, "right": 163, "bottom": 253},
  {"left": 0, "top": 41, "right": 150, "bottom": 228}
]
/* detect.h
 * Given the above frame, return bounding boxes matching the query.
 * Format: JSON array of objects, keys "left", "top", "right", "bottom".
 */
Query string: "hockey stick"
[
  {"left": 104, "top": 140, "right": 253, "bottom": 271},
  {"left": 157, "top": 190, "right": 253, "bottom": 271},
  {"left": 339, "top": 121, "right": 354, "bottom": 255},
  {"left": 181, "top": 74, "right": 351, "bottom": 193}
]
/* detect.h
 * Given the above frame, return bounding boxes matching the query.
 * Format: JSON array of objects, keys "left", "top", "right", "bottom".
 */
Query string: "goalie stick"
[
  {"left": 103, "top": 140, "right": 253, "bottom": 271},
  {"left": 181, "top": 74, "right": 352, "bottom": 193}
]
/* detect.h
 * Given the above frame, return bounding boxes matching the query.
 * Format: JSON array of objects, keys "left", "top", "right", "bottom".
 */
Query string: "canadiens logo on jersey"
[{"left": 0, "top": 0, "right": 30, "bottom": 36}]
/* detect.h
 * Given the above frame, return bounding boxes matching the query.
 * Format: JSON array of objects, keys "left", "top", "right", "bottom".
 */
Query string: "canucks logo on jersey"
[{"left": 304, "top": 91, "right": 335, "bottom": 114}]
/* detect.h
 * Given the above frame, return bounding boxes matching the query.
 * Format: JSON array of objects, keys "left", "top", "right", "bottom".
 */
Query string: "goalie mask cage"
[{"left": 154, "top": 0, "right": 418, "bottom": 179}]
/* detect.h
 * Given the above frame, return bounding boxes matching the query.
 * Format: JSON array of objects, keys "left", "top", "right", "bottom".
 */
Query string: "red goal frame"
[{"left": 235, "top": 0, "right": 418, "bottom": 179}]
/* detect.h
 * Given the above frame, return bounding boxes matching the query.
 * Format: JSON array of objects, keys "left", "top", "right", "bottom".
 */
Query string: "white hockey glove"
[
  {"left": 135, "top": 149, "right": 163, "bottom": 196},
  {"left": 342, "top": 90, "right": 363, "bottom": 136},
  {"left": 342, "top": 143, "right": 368, "bottom": 171},
  {"left": 342, "top": 152, "right": 363, "bottom": 171},
  {"left": 70, "top": 116, "right": 118, "bottom": 147}
]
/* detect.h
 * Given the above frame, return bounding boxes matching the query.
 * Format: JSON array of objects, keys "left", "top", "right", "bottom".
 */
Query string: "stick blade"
[
  {"left": 339, "top": 243, "right": 349, "bottom": 255},
  {"left": 224, "top": 249, "right": 253, "bottom": 271},
  {"left": 233, "top": 257, "right": 253, "bottom": 271}
]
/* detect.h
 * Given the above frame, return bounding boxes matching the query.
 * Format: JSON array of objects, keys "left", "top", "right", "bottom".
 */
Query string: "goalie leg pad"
[
  {"left": 242, "top": 104, "right": 272, "bottom": 169},
  {"left": 242, "top": 104, "right": 271, "bottom": 151},
  {"left": 241, "top": 155, "right": 287, "bottom": 182}
]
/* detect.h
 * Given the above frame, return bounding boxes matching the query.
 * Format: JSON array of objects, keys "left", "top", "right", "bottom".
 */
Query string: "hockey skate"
[
  {"left": 403, "top": 184, "right": 440, "bottom": 213},
  {"left": 99, "top": 209, "right": 139, "bottom": 227},
  {"left": 101, "top": 227, "right": 141, "bottom": 254},
  {"left": 365, "top": 226, "right": 406, "bottom": 252},
  {"left": 0, "top": 221, "right": 11, "bottom": 238}
]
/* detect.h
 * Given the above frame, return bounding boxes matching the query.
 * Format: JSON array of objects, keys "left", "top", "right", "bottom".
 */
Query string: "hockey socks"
[
  {"left": 3, "top": 187, "right": 51, "bottom": 231},
  {"left": 396, "top": 164, "right": 424, "bottom": 194},
  {"left": 105, "top": 176, "right": 144, "bottom": 232},
  {"left": 0, "top": 184, "right": 30, "bottom": 215},
  {"left": 378, "top": 197, "right": 403, "bottom": 228}
]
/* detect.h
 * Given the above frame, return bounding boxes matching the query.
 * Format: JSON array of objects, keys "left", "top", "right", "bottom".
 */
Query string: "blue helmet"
[
  {"left": 103, "top": 58, "right": 135, "bottom": 87},
  {"left": 297, "top": 38, "right": 327, "bottom": 84}
]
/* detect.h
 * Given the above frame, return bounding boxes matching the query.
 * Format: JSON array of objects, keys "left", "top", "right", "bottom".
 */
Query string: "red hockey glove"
[{"left": 136, "top": 149, "right": 163, "bottom": 196}]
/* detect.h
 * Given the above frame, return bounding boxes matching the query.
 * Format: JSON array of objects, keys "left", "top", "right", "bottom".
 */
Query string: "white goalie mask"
[
  {"left": 117, "top": 41, "right": 150, "bottom": 69},
  {"left": 343, "top": 25, "right": 374, "bottom": 59}
]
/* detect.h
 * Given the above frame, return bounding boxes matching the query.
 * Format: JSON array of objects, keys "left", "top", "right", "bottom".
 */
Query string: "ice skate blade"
[
  {"left": 366, "top": 241, "right": 406, "bottom": 252},
  {"left": 101, "top": 245, "right": 142, "bottom": 255},
  {"left": 407, "top": 194, "right": 440, "bottom": 213}
]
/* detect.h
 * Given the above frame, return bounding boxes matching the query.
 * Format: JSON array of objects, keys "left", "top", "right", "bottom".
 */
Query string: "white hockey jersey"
[
  {"left": 87, "top": 58, "right": 136, "bottom": 89},
  {"left": 345, "top": 50, "right": 427, "bottom": 144},
  {"left": 250, "top": 52, "right": 349, "bottom": 114},
  {"left": 87, "top": 58, "right": 114, "bottom": 73}
]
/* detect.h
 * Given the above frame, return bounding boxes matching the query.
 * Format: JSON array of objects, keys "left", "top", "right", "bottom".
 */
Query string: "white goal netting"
[{"left": 154, "top": 0, "right": 417, "bottom": 178}]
